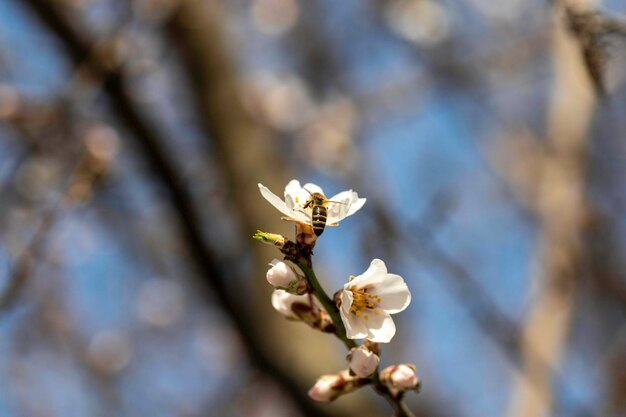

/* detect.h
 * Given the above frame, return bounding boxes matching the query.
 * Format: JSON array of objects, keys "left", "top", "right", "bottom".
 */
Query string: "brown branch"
[
  {"left": 20, "top": 1, "right": 338, "bottom": 417},
  {"left": 565, "top": 7, "right": 610, "bottom": 96},
  {"left": 563, "top": 7, "right": 626, "bottom": 96}
]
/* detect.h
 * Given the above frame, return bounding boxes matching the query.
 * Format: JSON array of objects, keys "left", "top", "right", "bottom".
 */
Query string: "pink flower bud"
[
  {"left": 308, "top": 370, "right": 363, "bottom": 402},
  {"left": 347, "top": 346, "right": 379, "bottom": 378},
  {"left": 308, "top": 374, "right": 342, "bottom": 402},
  {"left": 266, "top": 260, "right": 297, "bottom": 286},
  {"left": 380, "top": 364, "right": 420, "bottom": 395},
  {"left": 266, "top": 260, "right": 308, "bottom": 294},
  {"left": 271, "top": 290, "right": 334, "bottom": 332}
]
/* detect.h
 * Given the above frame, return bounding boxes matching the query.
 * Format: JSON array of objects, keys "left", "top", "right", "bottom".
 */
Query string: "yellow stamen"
[{"left": 349, "top": 287, "right": 378, "bottom": 315}]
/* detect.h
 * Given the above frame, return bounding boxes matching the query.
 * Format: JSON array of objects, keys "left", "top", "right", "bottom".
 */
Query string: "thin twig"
[{"left": 0, "top": 147, "right": 107, "bottom": 314}]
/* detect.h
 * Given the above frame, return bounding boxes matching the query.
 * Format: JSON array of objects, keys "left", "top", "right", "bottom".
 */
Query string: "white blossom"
[
  {"left": 266, "top": 259, "right": 308, "bottom": 294},
  {"left": 347, "top": 345, "right": 380, "bottom": 378},
  {"left": 339, "top": 259, "right": 411, "bottom": 343},
  {"left": 258, "top": 179, "right": 366, "bottom": 226}
]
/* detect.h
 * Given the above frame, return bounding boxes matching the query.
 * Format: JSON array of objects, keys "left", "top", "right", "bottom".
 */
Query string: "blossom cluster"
[{"left": 255, "top": 179, "right": 420, "bottom": 407}]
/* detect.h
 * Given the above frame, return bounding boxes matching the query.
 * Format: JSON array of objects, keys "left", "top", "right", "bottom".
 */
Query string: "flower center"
[{"left": 349, "top": 287, "right": 382, "bottom": 320}]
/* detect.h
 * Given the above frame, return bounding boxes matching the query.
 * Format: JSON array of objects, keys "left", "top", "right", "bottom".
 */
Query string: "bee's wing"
[{"left": 326, "top": 199, "right": 350, "bottom": 222}]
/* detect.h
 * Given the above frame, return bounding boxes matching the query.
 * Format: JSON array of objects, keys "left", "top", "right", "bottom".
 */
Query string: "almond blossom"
[
  {"left": 266, "top": 259, "right": 309, "bottom": 295},
  {"left": 339, "top": 259, "right": 411, "bottom": 343},
  {"left": 258, "top": 179, "right": 366, "bottom": 227}
]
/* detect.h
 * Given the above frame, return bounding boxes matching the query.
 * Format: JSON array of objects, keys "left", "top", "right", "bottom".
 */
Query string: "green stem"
[{"left": 296, "top": 257, "right": 357, "bottom": 350}]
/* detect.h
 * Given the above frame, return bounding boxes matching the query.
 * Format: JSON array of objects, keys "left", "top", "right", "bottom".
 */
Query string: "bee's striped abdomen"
[{"left": 312, "top": 205, "right": 327, "bottom": 236}]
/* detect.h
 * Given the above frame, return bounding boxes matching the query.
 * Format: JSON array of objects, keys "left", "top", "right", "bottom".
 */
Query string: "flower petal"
[
  {"left": 302, "top": 182, "right": 324, "bottom": 195},
  {"left": 347, "top": 197, "right": 366, "bottom": 216},
  {"left": 284, "top": 179, "right": 303, "bottom": 210},
  {"left": 341, "top": 287, "right": 354, "bottom": 315},
  {"left": 326, "top": 191, "right": 366, "bottom": 224},
  {"left": 349, "top": 259, "right": 388, "bottom": 287},
  {"left": 259, "top": 183, "right": 294, "bottom": 218},
  {"left": 370, "top": 274, "right": 411, "bottom": 314},
  {"left": 365, "top": 310, "right": 396, "bottom": 343},
  {"left": 271, "top": 290, "right": 298, "bottom": 317},
  {"left": 341, "top": 308, "right": 369, "bottom": 340},
  {"left": 289, "top": 210, "right": 312, "bottom": 224},
  {"left": 328, "top": 190, "right": 355, "bottom": 205},
  {"left": 326, "top": 190, "right": 353, "bottom": 221}
]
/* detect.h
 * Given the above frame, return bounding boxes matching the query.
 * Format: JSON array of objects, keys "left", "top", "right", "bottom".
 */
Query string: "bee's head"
[
  {"left": 303, "top": 188, "right": 327, "bottom": 205},
  {"left": 311, "top": 192, "right": 326, "bottom": 205}
]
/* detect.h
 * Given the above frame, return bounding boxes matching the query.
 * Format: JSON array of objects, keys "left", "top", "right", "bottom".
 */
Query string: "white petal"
[
  {"left": 349, "top": 259, "right": 388, "bottom": 287},
  {"left": 347, "top": 197, "right": 366, "bottom": 216},
  {"left": 259, "top": 184, "right": 295, "bottom": 218},
  {"left": 302, "top": 182, "right": 324, "bottom": 195},
  {"left": 365, "top": 310, "right": 396, "bottom": 343},
  {"left": 271, "top": 290, "right": 319, "bottom": 318},
  {"left": 341, "top": 287, "right": 354, "bottom": 315},
  {"left": 340, "top": 308, "right": 369, "bottom": 340},
  {"left": 326, "top": 190, "right": 354, "bottom": 224},
  {"left": 328, "top": 190, "right": 356, "bottom": 205},
  {"left": 294, "top": 187, "right": 313, "bottom": 210},
  {"left": 289, "top": 210, "right": 312, "bottom": 224},
  {"left": 271, "top": 290, "right": 296, "bottom": 317},
  {"left": 327, "top": 191, "right": 366, "bottom": 224},
  {"left": 284, "top": 179, "right": 303, "bottom": 210},
  {"left": 371, "top": 274, "right": 411, "bottom": 314}
]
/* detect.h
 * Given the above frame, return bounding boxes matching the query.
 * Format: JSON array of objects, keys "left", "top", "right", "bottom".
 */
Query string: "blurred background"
[{"left": 1, "top": 0, "right": 626, "bottom": 416}]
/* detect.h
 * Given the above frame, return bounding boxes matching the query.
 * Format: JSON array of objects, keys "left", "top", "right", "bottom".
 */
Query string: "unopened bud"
[
  {"left": 379, "top": 364, "right": 420, "bottom": 397},
  {"left": 347, "top": 346, "right": 380, "bottom": 378},
  {"left": 266, "top": 259, "right": 309, "bottom": 295},
  {"left": 253, "top": 230, "right": 287, "bottom": 248},
  {"left": 308, "top": 369, "right": 363, "bottom": 402},
  {"left": 271, "top": 290, "right": 334, "bottom": 333}
]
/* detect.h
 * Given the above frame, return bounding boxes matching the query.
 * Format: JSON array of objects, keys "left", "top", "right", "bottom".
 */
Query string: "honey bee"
[{"left": 302, "top": 190, "right": 345, "bottom": 237}]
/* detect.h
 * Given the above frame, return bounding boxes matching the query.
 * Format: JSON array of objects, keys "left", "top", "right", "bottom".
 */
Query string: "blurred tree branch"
[
  {"left": 563, "top": 6, "right": 626, "bottom": 95},
  {"left": 0, "top": 143, "right": 110, "bottom": 314},
  {"left": 21, "top": 1, "right": 339, "bottom": 416},
  {"left": 506, "top": 1, "right": 597, "bottom": 417}
]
